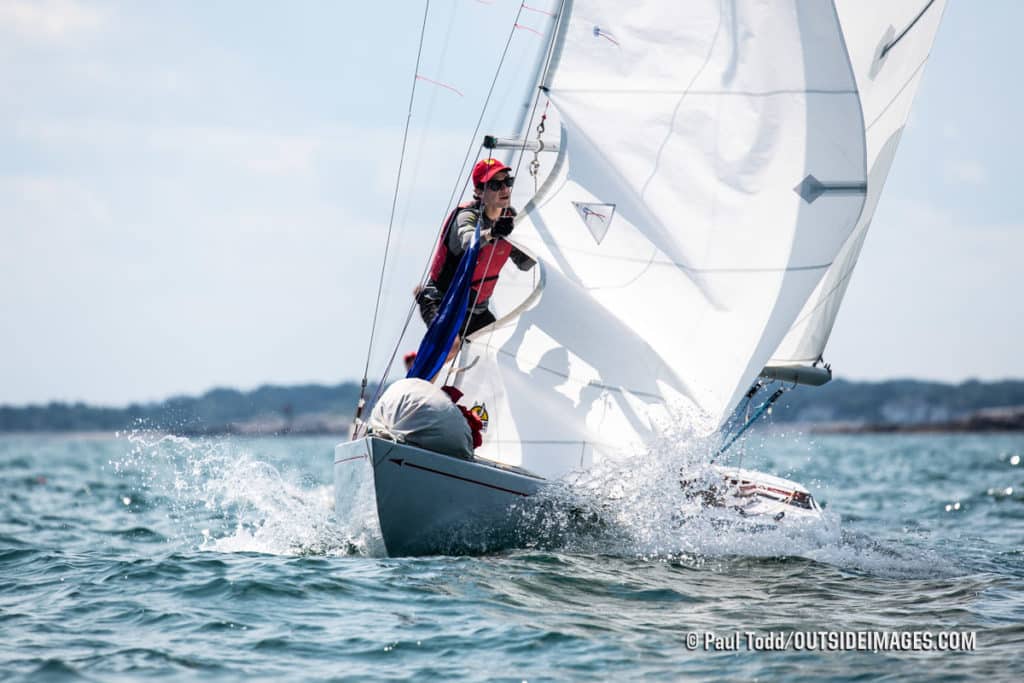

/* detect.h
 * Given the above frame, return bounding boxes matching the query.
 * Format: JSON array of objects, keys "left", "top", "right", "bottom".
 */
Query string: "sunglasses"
[{"left": 484, "top": 175, "right": 515, "bottom": 191}]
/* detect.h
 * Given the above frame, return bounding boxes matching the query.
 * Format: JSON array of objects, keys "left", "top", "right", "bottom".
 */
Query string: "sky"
[{"left": 0, "top": 0, "right": 1020, "bottom": 407}]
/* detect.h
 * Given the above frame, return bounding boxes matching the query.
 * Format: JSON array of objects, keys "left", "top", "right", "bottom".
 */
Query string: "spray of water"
[
  {"left": 111, "top": 412, "right": 958, "bottom": 576},
  {"left": 510, "top": 406, "right": 956, "bottom": 578},
  {"left": 112, "top": 430, "right": 369, "bottom": 556}
]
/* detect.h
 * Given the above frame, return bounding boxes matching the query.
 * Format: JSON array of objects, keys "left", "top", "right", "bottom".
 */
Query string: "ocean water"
[{"left": 1, "top": 430, "right": 1022, "bottom": 681}]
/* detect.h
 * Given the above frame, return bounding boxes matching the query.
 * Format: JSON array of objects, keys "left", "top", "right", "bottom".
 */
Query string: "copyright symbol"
[{"left": 685, "top": 632, "right": 699, "bottom": 650}]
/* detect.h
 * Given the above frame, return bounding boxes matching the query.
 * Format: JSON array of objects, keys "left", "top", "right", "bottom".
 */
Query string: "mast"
[{"left": 499, "top": 2, "right": 565, "bottom": 167}]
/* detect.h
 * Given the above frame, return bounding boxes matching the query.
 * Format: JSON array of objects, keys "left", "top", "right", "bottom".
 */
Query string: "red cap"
[
  {"left": 471, "top": 158, "right": 511, "bottom": 187},
  {"left": 403, "top": 351, "right": 417, "bottom": 363}
]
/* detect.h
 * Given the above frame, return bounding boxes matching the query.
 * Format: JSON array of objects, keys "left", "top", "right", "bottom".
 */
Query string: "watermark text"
[{"left": 683, "top": 631, "right": 976, "bottom": 652}]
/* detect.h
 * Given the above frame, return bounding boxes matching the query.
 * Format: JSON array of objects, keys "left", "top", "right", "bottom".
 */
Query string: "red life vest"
[{"left": 428, "top": 202, "right": 514, "bottom": 305}]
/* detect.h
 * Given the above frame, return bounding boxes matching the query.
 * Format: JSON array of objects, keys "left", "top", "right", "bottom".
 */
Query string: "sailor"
[
  {"left": 403, "top": 351, "right": 417, "bottom": 373},
  {"left": 417, "top": 158, "right": 536, "bottom": 336}
]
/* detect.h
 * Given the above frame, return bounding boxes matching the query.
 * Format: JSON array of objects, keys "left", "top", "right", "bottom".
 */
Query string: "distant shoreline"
[
  {"left": 0, "top": 429, "right": 349, "bottom": 439},
  {"left": 804, "top": 405, "right": 1024, "bottom": 434},
  {"left": 2, "top": 421, "right": 1020, "bottom": 439},
  {"left": 4, "top": 378, "right": 1024, "bottom": 435}
]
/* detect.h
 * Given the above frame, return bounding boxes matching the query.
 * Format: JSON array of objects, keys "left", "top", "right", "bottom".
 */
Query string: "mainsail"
[
  {"left": 768, "top": 0, "right": 946, "bottom": 370},
  {"left": 445, "top": 0, "right": 871, "bottom": 479}
]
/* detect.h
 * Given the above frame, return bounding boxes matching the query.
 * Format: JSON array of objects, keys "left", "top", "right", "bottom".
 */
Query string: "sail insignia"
[
  {"left": 572, "top": 201, "right": 617, "bottom": 244},
  {"left": 470, "top": 403, "right": 490, "bottom": 432}
]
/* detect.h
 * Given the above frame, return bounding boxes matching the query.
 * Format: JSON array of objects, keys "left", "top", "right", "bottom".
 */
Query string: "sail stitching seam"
[
  {"left": 552, "top": 88, "right": 858, "bottom": 96},
  {"left": 515, "top": 239, "right": 833, "bottom": 273},
  {"left": 484, "top": 344, "right": 666, "bottom": 401},
  {"left": 865, "top": 58, "right": 928, "bottom": 133}
]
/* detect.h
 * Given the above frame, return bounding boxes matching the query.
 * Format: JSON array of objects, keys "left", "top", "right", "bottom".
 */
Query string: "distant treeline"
[
  {"left": 0, "top": 383, "right": 363, "bottom": 434},
  {"left": 2, "top": 378, "right": 1023, "bottom": 433},
  {"left": 773, "top": 378, "right": 1024, "bottom": 425}
]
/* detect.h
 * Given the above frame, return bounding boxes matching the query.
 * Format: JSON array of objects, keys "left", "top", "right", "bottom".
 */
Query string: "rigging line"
[
  {"left": 402, "top": 4, "right": 530, "bottom": 387},
  {"left": 395, "top": 0, "right": 459, "bottom": 235},
  {"left": 451, "top": 0, "right": 559, "bottom": 378},
  {"left": 368, "top": 170, "right": 478, "bottom": 410},
  {"left": 381, "top": 1, "right": 460, "bottom": 335},
  {"left": 353, "top": 0, "right": 431, "bottom": 437},
  {"left": 447, "top": 195, "right": 510, "bottom": 385},
  {"left": 729, "top": 385, "right": 761, "bottom": 475},
  {"left": 367, "top": 295, "right": 421, "bottom": 412},
  {"left": 414, "top": 75, "right": 464, "bottom": 97},
  {"left": 463, "top": 233, "right": 542, "bottom": 355},
  {"left": 865, "top": 57, "right": 928, "bottom": 132},
  {"left": 386, "top": 0, "right": 556, "bottom": 392},
  {"left": 522, "top": 4, "right": 556, "bottom": 16},
  {"left": 446, "top": 214, "right": 493, "bottom": 386},
  {"left": 736, "top": 382, "right": 764, "bottom": 472},
  {"left": 514, "top": 23, "right": 545, "bottom": 38},
  {"left": 441, "top": 2, "right": 527, "bottom": 235},
  {"left": 367, "top": 173, "right": 468, "bottom": 411},
  {"left": 511, "top": 80, "right": 546, "bottom": 183},
  {"left": 711, "top": 386, "right": 785, "bottom": 464},
  {"left": 368, "top": 143, "right": 483, "bottom": 407},
  {"left": 720, "top": 382, "right": 761, "bottom": 445},
  {"left": 359, "top": 0, "right": 431, "bottom": 386},
  {"left": 879, "top": 0, "right": 937, "bottom": 60}
]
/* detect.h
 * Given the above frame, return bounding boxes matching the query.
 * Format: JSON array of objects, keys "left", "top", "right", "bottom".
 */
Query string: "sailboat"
[{"left": 335, "top": 1, "right": 945, "bottom": 556}]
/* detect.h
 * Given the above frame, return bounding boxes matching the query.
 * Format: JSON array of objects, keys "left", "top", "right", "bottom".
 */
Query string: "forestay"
[
  {"left": 456, "top": 0, "right": 868, "bottom": 479},
  {"left": 769, "top": 0, "right": 946, "bottom": 368}
]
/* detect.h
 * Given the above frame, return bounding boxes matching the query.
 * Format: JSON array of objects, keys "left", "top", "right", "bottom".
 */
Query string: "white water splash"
[
  {"left": 114, "top": 431, "right": 368, "bottom": 556},
  {"left": 520, "top": 410, "right": 957, "bottom": 579}
]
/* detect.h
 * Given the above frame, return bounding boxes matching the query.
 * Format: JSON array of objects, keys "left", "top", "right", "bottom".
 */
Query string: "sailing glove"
[{"left": 492, "top": 214, "right": 515, "bottom": 238}]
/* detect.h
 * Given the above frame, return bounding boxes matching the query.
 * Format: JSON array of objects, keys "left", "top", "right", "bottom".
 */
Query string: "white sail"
[
  {"left": 455, "top": 0, "right": 868, "bottom": 479},
  {"left": 768, "top": 0, "right": 946, "bottom": 369}
]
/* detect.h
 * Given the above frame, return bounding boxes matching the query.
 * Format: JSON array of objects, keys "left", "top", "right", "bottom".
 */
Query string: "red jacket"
[{"left": 428, "top": 202, "right": 515, "bottom": 306}]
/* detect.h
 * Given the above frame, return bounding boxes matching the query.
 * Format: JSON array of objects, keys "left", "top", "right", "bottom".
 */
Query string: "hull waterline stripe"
[
  {"left": 335, "top": 454, "right": 369, "bottom": 465},
  {"left": 390, "top": 458, "right": 530, "bottom": 497}
]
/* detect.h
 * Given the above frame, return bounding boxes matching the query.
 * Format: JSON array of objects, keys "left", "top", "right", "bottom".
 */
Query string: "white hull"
[{"left": 335, "top": 437, "right": 825, "bottom": 556}]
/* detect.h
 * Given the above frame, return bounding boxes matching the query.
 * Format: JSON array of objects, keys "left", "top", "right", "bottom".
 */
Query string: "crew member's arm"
[
  {"left": 449, "top": 209, "right": 482, "bottom": 255},
  {"left": 509, "top": 247, "right": 536, "bottom": 271},
  {"left": 491, "top": 208, "right": 534, "bottom": 270}
]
